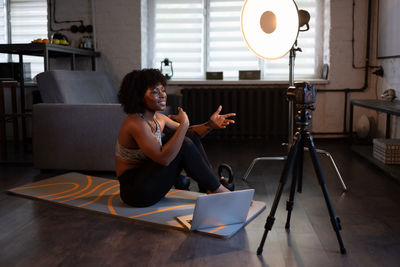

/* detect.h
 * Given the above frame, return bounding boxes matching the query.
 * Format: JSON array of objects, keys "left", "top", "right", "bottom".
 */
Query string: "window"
[
  {"left": 150, "top": 0, "right": 204, "bottom": 79},
  {"left": 148, "top": 0, "right": 325, "bottom": 80},
  {"left": 0, "top": 0, "right": 48, "bottom": 79},
  {"left": 207, "top": 0, "right": 258, "bottom": 78},
  {"left": 0, "top": 0, "right": 7, "bottom": 63}
]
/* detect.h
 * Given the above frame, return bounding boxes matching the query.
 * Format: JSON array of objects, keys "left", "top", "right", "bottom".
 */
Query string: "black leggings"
[{"left": 118, "top": 130, "right": 221, "bottom": 207}]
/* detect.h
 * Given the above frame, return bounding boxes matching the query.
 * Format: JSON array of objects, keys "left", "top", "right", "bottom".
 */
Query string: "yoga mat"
[{"left": 8, "top": 172, "right": 266, "bottom": 238}]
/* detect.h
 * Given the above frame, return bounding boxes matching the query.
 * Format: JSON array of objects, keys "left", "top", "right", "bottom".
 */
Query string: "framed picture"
[{"left": 378, "top": 0, "right": 400, "bottom": 58}]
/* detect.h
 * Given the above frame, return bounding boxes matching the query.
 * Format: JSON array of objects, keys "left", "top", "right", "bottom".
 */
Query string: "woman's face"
[{"left": 143, "top": 83, "right": 167, "bottom": 112}]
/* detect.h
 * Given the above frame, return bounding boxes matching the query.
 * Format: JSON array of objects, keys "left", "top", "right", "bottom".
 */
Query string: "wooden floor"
[{"left": 1, "top": 139, "right": 400, "bottom": 267}]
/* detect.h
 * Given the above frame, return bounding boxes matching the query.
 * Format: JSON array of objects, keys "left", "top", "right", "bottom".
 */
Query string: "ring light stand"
[
  {"left": 240, "top": 0, "right": 347, "bottom": 255},
  {"left": 240, "top": 0, "right": 347, "bottom": 192}
]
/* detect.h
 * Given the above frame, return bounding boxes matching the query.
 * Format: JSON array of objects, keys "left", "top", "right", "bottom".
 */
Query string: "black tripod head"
[
  {"left": 287, "top": 81, "right": 316, "bottom": 107},
  {"left": 287, "top": 81, "right": 317, "bottom": 129}
]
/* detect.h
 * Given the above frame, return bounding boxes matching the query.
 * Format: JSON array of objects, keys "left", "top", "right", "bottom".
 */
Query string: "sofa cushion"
[
  {"left": 36, "top": 70, "right": 118, "bottom": 104},
  {"left": 33, "top": 103, "right": 126, "bottom": 171}
]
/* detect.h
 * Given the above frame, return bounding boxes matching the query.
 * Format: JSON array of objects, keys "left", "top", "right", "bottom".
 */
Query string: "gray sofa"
[{"left": 33, "top": 70, "right": 126, "bottom": 171}]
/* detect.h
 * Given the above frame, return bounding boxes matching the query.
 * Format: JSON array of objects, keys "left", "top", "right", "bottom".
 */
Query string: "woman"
[{"left": 116, "top": 68, "right": 236, "bottom": 207}]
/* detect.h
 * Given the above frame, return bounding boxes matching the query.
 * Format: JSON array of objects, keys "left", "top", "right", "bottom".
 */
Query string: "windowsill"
[{"left": 168, "top": 79, "right": 329, "bottom": 86}]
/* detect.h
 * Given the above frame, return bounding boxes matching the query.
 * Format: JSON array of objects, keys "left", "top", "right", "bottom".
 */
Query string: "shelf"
[
  {"left": 351, "top": 145, "right": 400, "bottom": 182},
  {"left": 0, "top": 43, "right": 100, "bottom": 58},
  {"left": 0, "top": 43, "right": 100, "bottom": 148},
  {"left": 351, "top": 99, "right": 400, "bottom": 116}
]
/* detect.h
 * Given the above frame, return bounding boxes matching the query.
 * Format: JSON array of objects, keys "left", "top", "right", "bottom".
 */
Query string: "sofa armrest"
[{"left": 33, "top": 103, "right": 126, "bottom": 171}]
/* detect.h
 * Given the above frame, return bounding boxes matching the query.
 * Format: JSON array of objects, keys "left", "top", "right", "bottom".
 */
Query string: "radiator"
[{"left": 182, "top": 87, "right": 289, "bottom": 140}]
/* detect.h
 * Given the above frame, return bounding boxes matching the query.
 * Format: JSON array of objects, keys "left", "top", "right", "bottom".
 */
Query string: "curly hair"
[{"left": 118, "top": 68, "right": 167, "bottom": 114}]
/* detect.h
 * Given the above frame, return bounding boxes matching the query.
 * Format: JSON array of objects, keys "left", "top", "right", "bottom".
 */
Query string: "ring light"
[{"left": 241, "top": 0, "right": 299, "bottom": 60}]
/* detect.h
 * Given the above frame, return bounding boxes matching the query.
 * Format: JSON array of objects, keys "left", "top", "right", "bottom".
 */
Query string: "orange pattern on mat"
[
  {"left": 165, "top": 190, "right": 182, "bottom": 196},
  {"left": 129, "top": 204, "right": 195, "bottom": 219},
  {"left": 13, "top": 179, "right": 228, "bottom": 234},
  {"left": 105, "top": 188, "right": 193, "bottom": 218},
  {"left": 12, "top": 182, "right": 79, "bottom": 192},
  {"left": 47, "top": 176, "right": 93, "bottom": 201},
  {"left": 60, "top": 179, "right": 117, "bottom": 203},
  {"left": 107, "top": 189, "right": 121, "bottom": 215},
  {"left": 14, "top": 182, "right": 80, "bottom": 199},
  {"left": 78, "top": 184, "right": 120, "bottom": 207}
]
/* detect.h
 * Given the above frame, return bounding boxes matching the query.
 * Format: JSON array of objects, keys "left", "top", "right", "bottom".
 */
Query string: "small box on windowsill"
[
  {"left": 206, "top": 72, "right": 223, "bottom": 80},
  {"left": 239, "top": 70, "right": 260, "bottom": 80}
]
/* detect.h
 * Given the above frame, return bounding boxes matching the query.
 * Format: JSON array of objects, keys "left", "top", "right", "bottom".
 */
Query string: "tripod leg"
[
  {"left": 315, "top": 148, "right": 348, "bottom": 191},
  {"left": 242, "top": 156, "right": 286, "bottom": 181},
  {"left": 285, "top": 158, "right": 298, "bottom": 230},
  {"left": 257, "top": 134, "right": 302, "bottom": 255},
  {"left": 285, "top": 137, "right": 303, "bottom": 229},
  {"left": 296, "top": 137, "right": 304, "bottom": 193},
  {"left": 305, "top": 134, "right": 347, "bottom": 254}
]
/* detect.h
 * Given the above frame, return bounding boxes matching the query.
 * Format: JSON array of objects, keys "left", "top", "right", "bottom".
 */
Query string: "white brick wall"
[{"left": 94, "top": 0, "right": 142, "bottom": 87}]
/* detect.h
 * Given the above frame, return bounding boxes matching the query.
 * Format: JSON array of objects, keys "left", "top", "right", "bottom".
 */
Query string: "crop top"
[{"left": 115, "top": 114, "right": 162, "bottom": 164}]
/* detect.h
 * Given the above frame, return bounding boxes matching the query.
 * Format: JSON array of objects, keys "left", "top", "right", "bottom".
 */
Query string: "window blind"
[
  {"left": 207, "top": 0, "right": 258, "bottom": 79},
  {"left": 150, "top": 0, "right": 323, "bottom": 80},
  {"left": 263, "top": 0, "right": 320, "bottom": 80},
  {"left": 10, "top": 0, "right": 48, "bottom": 79},
  {"left": 152, "top": 0, "right": 204, "bottom": 79},
  {"left": 0, "top": 0, "right": 7, "bottom": 62}
]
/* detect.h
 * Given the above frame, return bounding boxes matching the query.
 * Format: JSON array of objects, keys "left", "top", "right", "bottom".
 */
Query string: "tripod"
[
  {"left": 242, "top": 45, "right": 347, "bottom": 192},
  {"left": 257, "top": 100, "right": 347, "bottom": 255}
]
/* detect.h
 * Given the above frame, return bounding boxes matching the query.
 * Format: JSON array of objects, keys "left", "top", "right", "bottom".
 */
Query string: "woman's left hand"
[{"left": 208, "top": 105, "right": 236, "bottom": 129}]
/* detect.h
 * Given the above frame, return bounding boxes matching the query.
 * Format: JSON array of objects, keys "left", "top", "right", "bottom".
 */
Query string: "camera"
[{"left": 287, "top": 81, "right": 317, "bottom": 105}]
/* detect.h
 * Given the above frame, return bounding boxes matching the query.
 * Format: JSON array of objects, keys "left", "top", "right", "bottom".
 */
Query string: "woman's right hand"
[{"left": 169, "top": 107, "right": 189, "bottom": 127}]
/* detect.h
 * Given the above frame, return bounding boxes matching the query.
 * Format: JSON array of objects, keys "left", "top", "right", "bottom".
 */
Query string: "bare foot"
[
  {"left": 205, "top": 176, "right": 231, "bottom": 194},
  {"left": 210, "top": 184, "right": 230, "bottom": 193}
]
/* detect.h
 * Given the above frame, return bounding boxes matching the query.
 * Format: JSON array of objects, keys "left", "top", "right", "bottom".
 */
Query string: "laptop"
[{"left": 176, "top": 189, "right": 255, "bottom": 230}]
